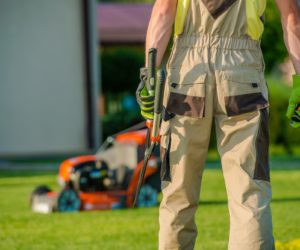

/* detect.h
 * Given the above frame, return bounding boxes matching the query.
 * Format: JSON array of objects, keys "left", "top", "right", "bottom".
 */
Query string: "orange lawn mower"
[
  {"left": 30, "top": 124, "right": 162, "bottom": 213},
  {"left": 31, "top": 48, "right": 166, "bottom": 213}
]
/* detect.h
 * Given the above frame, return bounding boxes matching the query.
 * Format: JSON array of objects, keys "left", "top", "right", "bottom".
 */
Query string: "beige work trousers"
[{"left": 159, "top": 35, "right": 274, "bottom": 250}]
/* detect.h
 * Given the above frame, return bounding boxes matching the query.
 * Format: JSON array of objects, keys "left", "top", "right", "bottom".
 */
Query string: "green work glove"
[
  {"left": 287, "top": 74, "right": 300, "bottom": 128},
  {"left": 136, "top": 67, "right": 155, "bottom": 120}
]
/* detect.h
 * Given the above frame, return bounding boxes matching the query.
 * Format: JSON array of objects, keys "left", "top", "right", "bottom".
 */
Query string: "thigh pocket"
[
  {"left": 221, "top": 69, "right": 269, "bottom": 116},
  {"left": 160, "top": 121, "right": 171, "bottom": 182},
  {"left": 166, "top": 70, "right": 207, "bottom": 118}
]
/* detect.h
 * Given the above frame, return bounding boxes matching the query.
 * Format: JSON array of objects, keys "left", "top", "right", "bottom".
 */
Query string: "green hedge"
[
  {"left": 102, "top": 110, "right": 143, "bottom": 139},
  {"left": 261, "top": 0, "right": 287, "bottom": 73},
  {"left": 101, "top": 47, "right": 144, "bottom": 94},
  {"left": 267, "top": 78, "right": 300, "bottom": 150}
]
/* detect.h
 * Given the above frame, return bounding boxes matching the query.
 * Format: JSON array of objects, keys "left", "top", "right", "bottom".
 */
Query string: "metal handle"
[
  {"left": 147, "top": 48, "right": 157, "bottom": 95},
  {"left": 152, "top": 69, "right": 166, "bottom": 140},
  {"left": 133, "top": 49, "right": 164, "bottom": 208}
]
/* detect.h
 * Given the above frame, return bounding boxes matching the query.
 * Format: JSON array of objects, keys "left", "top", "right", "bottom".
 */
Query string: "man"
[{"left": 136, "top": 0, "right": 300, "bottom": 249}]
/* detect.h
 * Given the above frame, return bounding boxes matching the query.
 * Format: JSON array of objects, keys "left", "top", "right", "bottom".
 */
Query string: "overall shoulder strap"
[{"left": 174, "top": 0, "right": 191, "bottom": 36}]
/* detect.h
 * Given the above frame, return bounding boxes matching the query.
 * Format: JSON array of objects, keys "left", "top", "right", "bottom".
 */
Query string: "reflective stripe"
[
  {"left": 246, "top": 0, "right": 267, "bottom": 40},
  {"left": 174, "top": 0, "right": 190, "bottom": 36}
]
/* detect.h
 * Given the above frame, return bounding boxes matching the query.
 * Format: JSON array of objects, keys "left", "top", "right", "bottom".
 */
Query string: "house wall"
[{"left": 0, "top": 0, "right": 100, "bottom": 157}]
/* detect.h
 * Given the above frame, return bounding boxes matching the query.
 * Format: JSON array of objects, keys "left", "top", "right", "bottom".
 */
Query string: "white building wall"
[{"left": 0, "top": 0, "right": 98, "bottom": 156}]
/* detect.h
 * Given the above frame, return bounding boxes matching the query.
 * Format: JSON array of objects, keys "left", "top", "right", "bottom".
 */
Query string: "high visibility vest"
[{"left": 174, "top": 0, "right": 267, "bottom": 41}]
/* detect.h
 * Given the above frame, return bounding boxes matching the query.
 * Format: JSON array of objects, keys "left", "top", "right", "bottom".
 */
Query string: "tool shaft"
[
  {"left": 152, "top": 69, "right": 166, "bottom": 140},
  {"left": 147, "top": 48, "right": 157, "bottom": 95},
  {"left": 133, "top": 49, "right": 166, "bottom": 207}
]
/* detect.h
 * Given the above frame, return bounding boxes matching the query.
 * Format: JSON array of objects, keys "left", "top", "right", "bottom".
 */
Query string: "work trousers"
[{"left": 159, "top": 35, "right": 274, "bottom": 250}]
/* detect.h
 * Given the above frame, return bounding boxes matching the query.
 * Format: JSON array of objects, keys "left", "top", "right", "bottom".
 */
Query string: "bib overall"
[{"left": 159, "top": 0, "right": 274, "bottom": 249}]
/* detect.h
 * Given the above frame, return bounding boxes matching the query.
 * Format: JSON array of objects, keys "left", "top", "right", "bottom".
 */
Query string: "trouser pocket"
[
  {"left": 166, "top": 67, "right": 207, "bottom": 118},
  {"left": 220, "top": 68, "right": 269, "bottom": 116}
]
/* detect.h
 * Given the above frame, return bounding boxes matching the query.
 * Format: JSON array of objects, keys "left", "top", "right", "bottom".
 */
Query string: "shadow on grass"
[
  {"left": 199, "top": 197, "right": 300, "bottom": 206},
  {"left": 205, "top": 159, "right": 300, "bottom": 170}
]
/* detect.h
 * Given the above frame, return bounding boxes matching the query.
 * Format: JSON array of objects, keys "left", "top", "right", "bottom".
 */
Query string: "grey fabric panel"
[
  {"left": 201, "top": 0, "right": 237, "bottom": 18},
  {"left": 254, "top": 108, "right": 270, "bottom": 182},
  {"left": 160, "top": 137, "right": 171, "bottom": 182},
  {"left": 225, "top": 93, "right": 268, "bottom": 116},
  {"left": 162, "top": 107, "right": 176, "bottom": 122},
  {"left": 167, "top": 92, "right": 205, "bottom": 118}
]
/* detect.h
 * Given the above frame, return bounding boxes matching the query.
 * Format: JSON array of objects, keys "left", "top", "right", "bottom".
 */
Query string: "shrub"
[
  {"left": 101, "top": 47, "right": 144, "bottom": 94},
  {"left": 268, "top": 77, "right": 300, "bottom": 151},
  {"left": 261, "top": 0, "right": 287, "bottom": 72},
  {"left": 102, "top": 109, "right": 143, "bottom": 140}
]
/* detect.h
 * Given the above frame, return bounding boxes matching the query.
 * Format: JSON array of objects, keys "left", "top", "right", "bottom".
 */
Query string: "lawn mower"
[
  {"left": 30, "top": 124, "right": 161, "bottom": 213},
  {"left": 31, "top": 48, "right": 166, "bottom": 213}
]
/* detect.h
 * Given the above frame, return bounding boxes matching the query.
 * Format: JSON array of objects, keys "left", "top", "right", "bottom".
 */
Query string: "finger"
[
  {"left": 286, "top": 104, "right": 296, "bottom": 119},
  {"left": 140, "top": 103, "right": 154, "bottom": 109},
  {"left": 139, "top": 95, "right": 154, "bottom": 102},
  {"left": 136, "top": 81, "right": 146, "bottom": 93},
  {"left": 290, "top": 121, "right": 300, "bottom": 128},
  {"left": 136, "top": 96, "right": 154, "bottom": 106},
  {"left": 141, "top": 106, "right": 154, "bottom": 112},
  {"left": 141, "top": 111, "right": 154, "bottom": 120},
  {"left": 139, "top": 98, "right": 154, "bottom": 104}
]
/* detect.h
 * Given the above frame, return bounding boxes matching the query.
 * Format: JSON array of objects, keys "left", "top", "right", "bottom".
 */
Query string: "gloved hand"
[
  {"left": 136, "top": 67, "right": 155, "bottom": 120},
  {"left": 286, "top": 74, "right": 300, "bottom": 128}
]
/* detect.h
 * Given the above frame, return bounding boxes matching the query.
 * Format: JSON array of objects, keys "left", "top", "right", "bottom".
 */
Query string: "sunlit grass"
[{"left": 0, "top": 168, "right": 299, "bottom": 250}]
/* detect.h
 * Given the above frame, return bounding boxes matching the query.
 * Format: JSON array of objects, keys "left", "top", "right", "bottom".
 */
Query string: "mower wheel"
[
  {"left": 137, "top": 184, "right": 158, "bottom": 208},
  {"left": 57, "top": 188, "right": 81, "bottom": 212},
  {"left": 30, "top": 185, "right": 52, "bottom": 205}
]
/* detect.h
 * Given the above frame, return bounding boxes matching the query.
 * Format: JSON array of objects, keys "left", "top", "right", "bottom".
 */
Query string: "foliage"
[
  {"left": 267, "top": 77, "right": 300, "bottom": 151},
  {"left": 261, "top": 0, "right": 287, "bottom": 72},
  {"left": 102, "top": 109, "right": 143, "bottom": 139},
  {"left": 101, "top": 47, "right": 144, "bottom": 94},
  {"left": 100, "top": 47, "right": 145, "bottom": 139}
]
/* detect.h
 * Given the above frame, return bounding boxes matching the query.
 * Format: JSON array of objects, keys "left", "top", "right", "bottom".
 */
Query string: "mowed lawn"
[{"left": 0, "top": 167, "right": 300, "bottom": 250}]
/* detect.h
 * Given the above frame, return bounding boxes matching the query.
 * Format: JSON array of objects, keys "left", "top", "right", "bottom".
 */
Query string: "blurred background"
[
  {"left": 1, "top": 0, "right": 300, "bottom": 161},
  {"left": 0, "top": 1, "right": 299, "bottom": 250}
]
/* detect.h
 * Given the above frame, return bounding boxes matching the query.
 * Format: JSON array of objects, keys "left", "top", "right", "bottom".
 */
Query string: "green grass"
[{"left": 0, "top": 168, "right": 300, "bottom": 250}]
